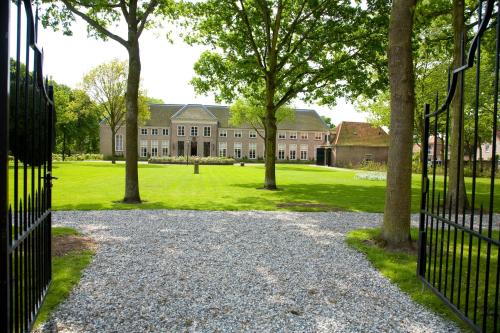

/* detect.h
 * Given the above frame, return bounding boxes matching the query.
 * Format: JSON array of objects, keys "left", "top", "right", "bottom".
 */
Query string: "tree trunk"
[
  {"left": 62, "top": 131, "right": 66, "bottom": 161},
  {"left": 264, "top": 110, "right": 277, "bottom": 189},
  {"left": 382, "top": 0, "right": 417, "bottom": 247},
  {"left": 123, "top": 37, "right": 141, "bottom": 203},
  {"left": 111, "top": 128, "right": 116, "bottom": 164},
  {"left": 448, "top": 0, "right": 468, "bottom": 211}
]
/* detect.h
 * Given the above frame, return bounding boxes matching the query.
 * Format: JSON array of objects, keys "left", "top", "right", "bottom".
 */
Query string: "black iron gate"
[
  {"left": 418, "top": 1, "right": 500, "bottom": 331},
  {"left": 1, "top": 1, "right": 55, "bottom": 332}
]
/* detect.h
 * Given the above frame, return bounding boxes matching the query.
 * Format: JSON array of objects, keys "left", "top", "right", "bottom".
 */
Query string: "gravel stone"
[{"left": 37, "top": 210, "right": 460, "bottom": 332}]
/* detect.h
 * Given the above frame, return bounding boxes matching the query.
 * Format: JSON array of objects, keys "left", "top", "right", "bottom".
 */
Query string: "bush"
[
  {"left": 52, "top": 153, "right": 103, "bottom": 161},
  {"left": 149, "top": 156, "right": 236, "bottom": 165},
  {"left": 359, "top": 160, "right": 387, "bottom": 172}
]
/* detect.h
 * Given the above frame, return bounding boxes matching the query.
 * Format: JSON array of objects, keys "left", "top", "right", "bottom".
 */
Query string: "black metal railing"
[
  {"left": 1, "top": 1, "right": 55, "bottom": 332},
  {"left": 418, "top": 1, "right": 500, "bottom": 331}
]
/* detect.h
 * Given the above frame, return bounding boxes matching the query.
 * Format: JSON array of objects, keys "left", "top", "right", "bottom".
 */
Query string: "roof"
[
  {"left": 141, "top": 104, "right": 329, "bottom": 131},
  {"left": 334, "top": 121, "right": 389, "bottom": 147}
]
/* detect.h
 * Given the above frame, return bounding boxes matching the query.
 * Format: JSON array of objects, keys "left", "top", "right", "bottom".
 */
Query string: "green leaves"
[{"left": 186, "top": 0, "right": 390, "bottom": 108}]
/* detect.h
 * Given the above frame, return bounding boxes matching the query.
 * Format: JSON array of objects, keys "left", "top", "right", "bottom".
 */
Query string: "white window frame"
[
  {"left": 219, "top": 129, "right": 227, "bottom": 137},
  {"left": 234, "top": 130, "right": 242, "bottom": 138},
  {"left": 278, "top": 144, "right": 286, "bottom": 160},
  {"left": 203, "top": 126, "right": 211, "bottom": 137},
  {"left": 141, "top": 128, "right": 148, "bottom": 135},
  {"left": 140, "top": 140, "right": 148, "bottom": 158},
  {"left": 115, "top": 134, "right": 123, "bottom": 152},
  {"left": 177, "top": 125, "right": 185, "bottom": 136},
  {"left": 249, "top": 143, "right": 257, "bottom": 159},
  {"left": 219, "top": 142, "right": 227, "bottom": 157},
  {"left": 161, "top": 140, "right": 169, "bottom": 156},
  {"left": 151, "top": 128, "right": 159, "bottom": 136},
  {"left": 289, "top": 132, "right": 297, "bottom": 140},
  {"left": 300, "top": 144, "right": 308, "bottom": 160},
  {"left": 249, "top": 130, "right": 257, "bottom": 139},
  {"left": 162, "top": 128, "right": 169, "bottom": 136},
  {"left": 289, "top": 144, "right": 297, "bottom": 160},
  {"left": 234, "top": 142, "right": 242, "bottom": 159},
  {"left": 300, "top": 132, "right": 308, "bottom": 140},
  {"left": 151, "top": 140, "right": 159, "bottom": 157},
  {"left": 278, "top": 132, "right": 286, "bottom": 139},
  {"left": 315, "top": 132, "right": 322, "bottom": 140},
  {"left": 191, "top": 126, "right": 198, "bottom": 136}
]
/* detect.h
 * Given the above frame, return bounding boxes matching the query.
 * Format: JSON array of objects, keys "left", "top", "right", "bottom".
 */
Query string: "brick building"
[
  {"left": 328, "top": 121, "right": 389, "bottom": 167},
  {"left": 99, "top": 104, "right": 330, "bottom": 161}
]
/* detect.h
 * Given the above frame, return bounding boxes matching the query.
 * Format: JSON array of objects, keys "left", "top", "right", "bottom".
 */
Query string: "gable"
[{"left": 171, "top": 104, "right": 217, "bottom": 122}]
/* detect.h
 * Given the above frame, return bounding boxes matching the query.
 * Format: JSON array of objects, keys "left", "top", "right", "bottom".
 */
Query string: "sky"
[{"left": 8, "top": 4, "right": 369, "bottom": 126}]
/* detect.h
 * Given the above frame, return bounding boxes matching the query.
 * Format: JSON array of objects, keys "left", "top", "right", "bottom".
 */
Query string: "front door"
[
  {"left": 191, "top": 141, "right": 197, "bottom": 156},
  {"left": 203, "top": 142, "right": 210, "bottom": 157},
  {"left": 178, "top": 141, "right": 184, "bottom": 156}
]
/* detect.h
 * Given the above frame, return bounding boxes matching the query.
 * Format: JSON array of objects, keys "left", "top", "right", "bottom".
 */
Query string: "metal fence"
[
  {"left": 418, "top": 0, "right": 500, "bottom": 331},
  {"left": 1, "top": 1, "right": 55, "bottom": 332}
]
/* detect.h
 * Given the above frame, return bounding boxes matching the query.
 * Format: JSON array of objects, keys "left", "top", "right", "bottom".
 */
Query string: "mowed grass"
[
  {"left": 6, "top": 162, "right": 500, "bottom": 212},
  {"left": 347, "top": 228, "right": 500, "bottom": 332}
]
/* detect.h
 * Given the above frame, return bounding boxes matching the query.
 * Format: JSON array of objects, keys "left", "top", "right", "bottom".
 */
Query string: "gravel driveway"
[{"left": 39, "top": 210, "right": 459, "bottom": 332}]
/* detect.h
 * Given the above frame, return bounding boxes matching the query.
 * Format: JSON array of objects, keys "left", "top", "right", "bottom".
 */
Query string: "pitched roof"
[
  {"left": 334, "top": 121, "right": 389, "bottom": 147},
  {"left": 144, "top": 104, "right": 329, "bottom": 131}
]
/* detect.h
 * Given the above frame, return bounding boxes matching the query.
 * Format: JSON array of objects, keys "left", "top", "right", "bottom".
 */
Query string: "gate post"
[
  {"left": 0, "top": 0, "right": 11, "bottom": 331},
  {"left": 417, "top": 104, "right": 430, "bottom": 277}
]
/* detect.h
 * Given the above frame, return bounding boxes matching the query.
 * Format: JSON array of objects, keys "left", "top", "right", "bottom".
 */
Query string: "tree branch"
[
  {"left": 138, "top": 0, "right": 159, "bottom": 37},
  {"left": 231, "top": 0, "right": 266, "bottom": 71},
  {"left": 61, "top": 0, "right": 128, "bottom": 48}
]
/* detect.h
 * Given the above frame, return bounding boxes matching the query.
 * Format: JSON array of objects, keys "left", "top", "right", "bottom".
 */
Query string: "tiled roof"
[
  {"left": 334, "top": 121, "right": 389, "bottom": 147},
  {"left": 143, "top": 104, "right": 329, "bottom": 131}
]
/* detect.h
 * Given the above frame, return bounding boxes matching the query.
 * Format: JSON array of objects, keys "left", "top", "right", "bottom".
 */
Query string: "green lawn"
[
  {"left": 6, "top": 162, "right": 500, "bottom": 212},
  {"left": 347, "top": 228, "right": 500, "bottom": 332},
  {"left": 34, "top": 227, "right": 94, "bottom": 328}
]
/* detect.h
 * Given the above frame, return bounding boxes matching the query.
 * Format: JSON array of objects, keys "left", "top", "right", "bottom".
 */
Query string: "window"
[
  {"left": 278, "top": 144, "right": 286, "bottom": 160},
  {"left": 486, "top": 144, "right": 491, "bottom": 153},
  {"left": 315, "top": 132, "right": 322, "bottom": 140},
  {"left": 300, "top": 144, "right": 308, "bottom": 160},
  {"left": 141, "top": 128, "right": 148, "bottom": 135},
  {"left": 249, "top": 143, "right": 256, "bottom": 159},
  {"left": 191, "top": 126, "right": 198, "bottom": 136},
  {"left": 219, "top": 129, "right": 227, "bottom": 137},
  {"left": 115, "top": 134, "right": 123, "bottom": 152},
  {"left": 162, "top": 128, "right": 169, "bottom": 136},
  {"left": 204, "top": 126, "right": 211, "bottom": 137},
  {"left": 151, "top": 140, "right": 158, "bottom": 157},
  {"left": 140, "top": 140, "right": 148, "bottom": 158},
  {"left": 161, "top": 141, "right": 169, "bottom": 156},
  {"left": 300, "top": 132, "right": 308, "bottom": 140},
  {"left": 289, "top": 132, "right": 297, "bottom": 140},
  {"left": 278, "top": 132, "right": 286, "bottom": 139},
  {"left": 289, "top": 144, "right": 297, "bottom": 160},
  {"left": 151, "top": 128, "right": 158, "bottom": 136},
  {"left": 234, "top": 131, "right": 242, "bottom": 138},
  {"left": 219, "top": 142, "right": 227, "bottom": 157},
  {"left": 177, "top": 125, "right": 185, "bottom": 136},
  {"left": 249, "top": 131, "right": 257, "bottom": 138},
  {"left": 234, "top": 142, "right": 242, "bottom": 159}
]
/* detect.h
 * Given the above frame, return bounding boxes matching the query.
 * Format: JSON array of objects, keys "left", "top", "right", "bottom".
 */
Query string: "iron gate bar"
[
  {"left": 418, "top": 0, "right": 500, "bottom": 331},
  {"left": 1, "top": 0, "right": 11, "bottom": 331},
  {"left": 1, "top": 1, "right": 55, "bottom": 332}
]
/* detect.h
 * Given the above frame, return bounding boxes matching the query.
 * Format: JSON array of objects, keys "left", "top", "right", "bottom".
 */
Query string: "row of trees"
[{"left": 41, "top": 0, "right": 490, "bottom": 248}]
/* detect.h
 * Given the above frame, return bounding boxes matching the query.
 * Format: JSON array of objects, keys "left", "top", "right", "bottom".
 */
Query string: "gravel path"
[{"left": 39, "top": 210, "right": 460, "bottom": 332}]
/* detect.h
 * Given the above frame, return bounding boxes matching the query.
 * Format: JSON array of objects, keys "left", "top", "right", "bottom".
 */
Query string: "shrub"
[
  {"left": 359, "top": 160, "right": 387, "bottom": 172},
  {"left": 52, "top": 153, "right": 103, "bottom": 161},
  {"left": 149, "top": 156, "right": 236, "bottom": 165}
]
